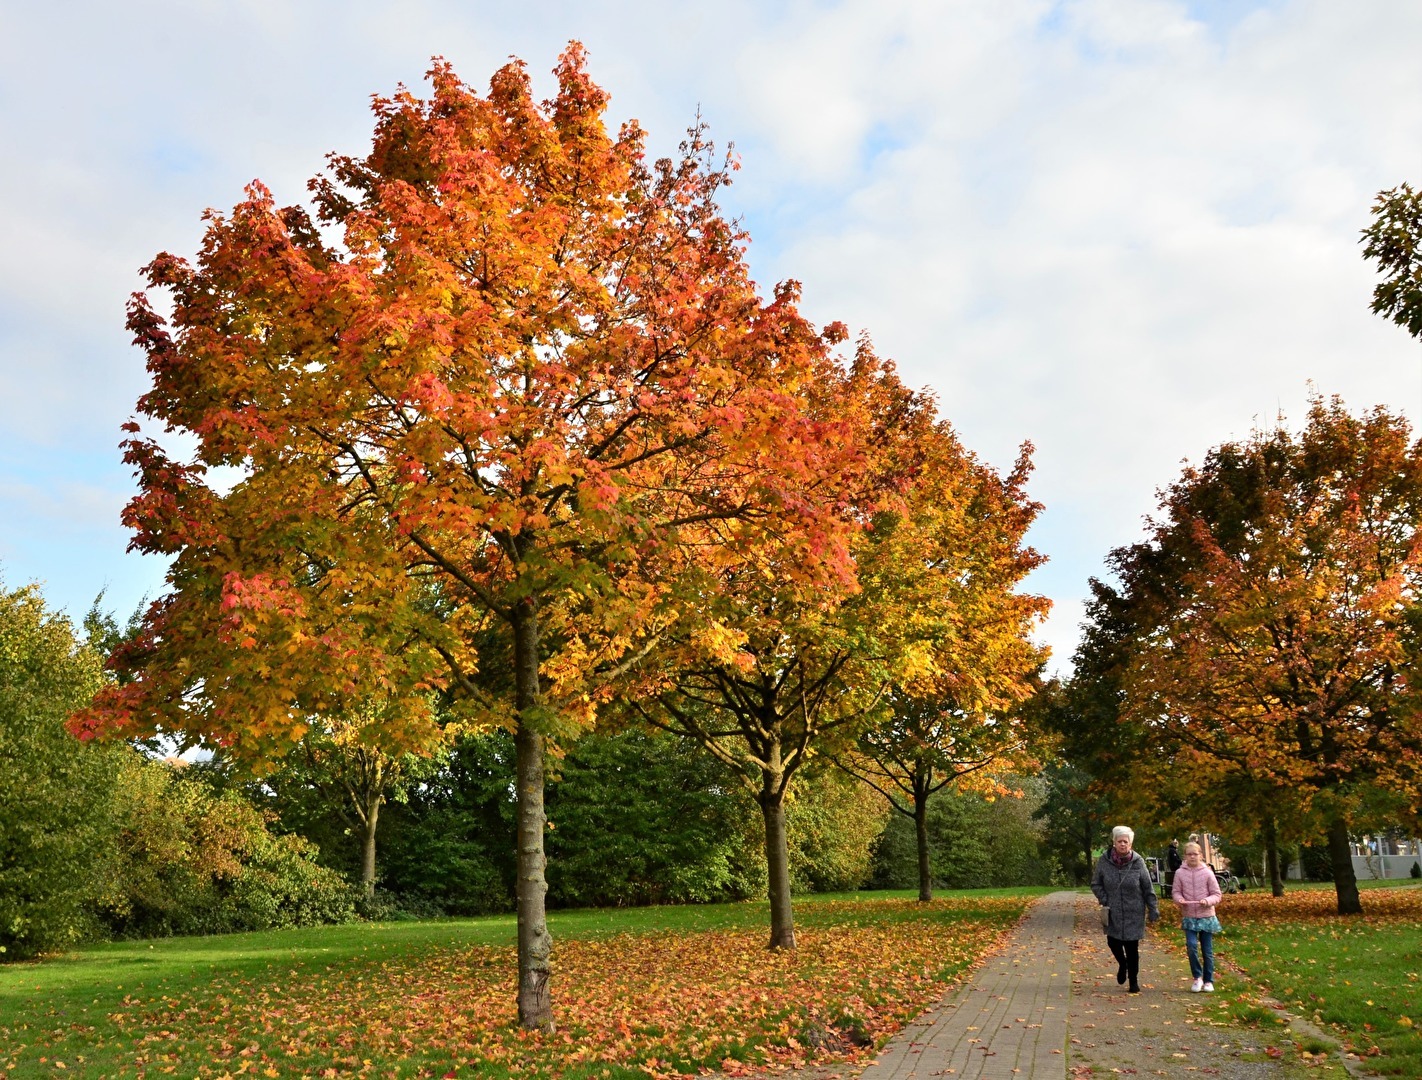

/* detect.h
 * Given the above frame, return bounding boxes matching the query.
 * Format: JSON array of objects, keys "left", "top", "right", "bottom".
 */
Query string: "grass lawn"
[
  {"left": 1165, "top": 881, "right": 1422, "bottom": 1076},
  {"left": 0, "top": 887, "right": 1051, "bottom": 1079}
]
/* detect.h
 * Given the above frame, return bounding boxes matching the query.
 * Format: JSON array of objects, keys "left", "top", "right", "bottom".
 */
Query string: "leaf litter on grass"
[
  {"left": 1194, "top": 885, "right": 1422, "bottom": 1076},
  {"left": 10, "top": 896, "right": 1030, "bottom": 1080}
]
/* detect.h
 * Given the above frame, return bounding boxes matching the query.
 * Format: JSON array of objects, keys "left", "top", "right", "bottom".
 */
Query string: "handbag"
[{"left": 1097, "top": 905, "right": 1111, "bottom": 931}]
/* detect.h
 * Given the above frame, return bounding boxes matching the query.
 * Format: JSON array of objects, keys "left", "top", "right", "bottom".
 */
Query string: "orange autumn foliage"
[
  {"left": 70, "top": 46, "right": 876, "bottom": 1029},
  {"left": 76, "top": 897, "right": 1031, "bottom": 1079},
  {"left": 1102, "top": 398, "right": 1422, "bottom": 914}
]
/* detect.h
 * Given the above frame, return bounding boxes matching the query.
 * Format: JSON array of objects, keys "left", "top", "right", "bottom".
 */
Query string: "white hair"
[{"left": 1111, "top": 826, "right": 1135, "bottom": 843}]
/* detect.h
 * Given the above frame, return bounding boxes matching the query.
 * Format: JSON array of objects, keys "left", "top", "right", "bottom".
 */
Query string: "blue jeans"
[{"left": 1184, "top": 927, "right": 1214, "bottom": 982}]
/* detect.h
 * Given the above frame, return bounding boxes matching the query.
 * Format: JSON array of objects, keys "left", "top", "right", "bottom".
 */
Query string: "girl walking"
[
  {"left": 1171, "top": 840, "right": 1223, "bottom": 991},
  {"left": 1092, "top": 825, "right": 1160, "bottom": 993}
]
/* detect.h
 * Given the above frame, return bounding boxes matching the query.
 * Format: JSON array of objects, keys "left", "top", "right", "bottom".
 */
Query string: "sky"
[{"left": 1, "top": 0, "right": 1420, "bottom": 671}]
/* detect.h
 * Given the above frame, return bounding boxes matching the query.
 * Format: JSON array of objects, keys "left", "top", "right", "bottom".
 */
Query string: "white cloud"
[{"left": 1, "top": 0, "right": 1420, "bottom": 668}]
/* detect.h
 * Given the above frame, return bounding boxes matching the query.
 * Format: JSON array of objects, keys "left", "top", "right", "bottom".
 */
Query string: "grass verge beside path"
[
  {"left": 0, "top": 887, "right": 1051, "bottom": 1080},
  {"left": 1173, "top": 883, "right": 1422, "bottom": 1076}
]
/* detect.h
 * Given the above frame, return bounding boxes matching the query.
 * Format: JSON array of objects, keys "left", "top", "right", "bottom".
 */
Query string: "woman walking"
[
  {"left": 1171, "top": 840, "right": 1223, "bottom": 992},
  {"left": 1092, "top": 825, "right": 1160, "bottom": 993}
]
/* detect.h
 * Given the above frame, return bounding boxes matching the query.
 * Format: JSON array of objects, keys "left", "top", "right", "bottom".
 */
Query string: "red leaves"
[{"left": 80, "top": 897, "right": 1026, "bottom": 1078}]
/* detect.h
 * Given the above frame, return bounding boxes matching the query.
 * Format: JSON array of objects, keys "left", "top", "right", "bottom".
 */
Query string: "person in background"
[
  {"left": 1171, "top": 840, "right": 1223, "bottom": 992},
  {"left": 1092, "top": 825, "right": 1160, "bottom": 993},
  {"left": 1167, "top": 839, "right": 1182, "bottom": 872}
]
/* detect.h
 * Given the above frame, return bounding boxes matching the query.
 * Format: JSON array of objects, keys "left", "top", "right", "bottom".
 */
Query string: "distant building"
[{"left": 1350, "top": 834, "right": 1422, "bottom": 880}]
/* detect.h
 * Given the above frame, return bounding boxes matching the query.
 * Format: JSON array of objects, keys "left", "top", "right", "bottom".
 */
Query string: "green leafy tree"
[
  {"left": 1033, "top": 759, "right": 1114, "bottom": 886},
  {"left": 0, "top": 581, "right": 120, "bottom": 958},
  {"left": 252, "top": 704, "right": 443, "bottom": 898},
  {"left": 545, "top": 731, "right": 764, "bottom": 907},
  {"left": 871, "top": 780, "right": 1050, "bottom": 890},
  {"left": 376, "top": 732, "right": 518, "bottom": 915},
  {"left": 783, "top": 765, "right": 889, "bottom": 893},
  {"left": 1363, "top": 182, "right": 1422, "bottom": 339}
]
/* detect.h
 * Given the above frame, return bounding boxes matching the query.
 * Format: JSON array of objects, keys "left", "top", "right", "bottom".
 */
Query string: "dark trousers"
[{"left": 1107, "top": 936, "right": 1140, "bottom": 987}]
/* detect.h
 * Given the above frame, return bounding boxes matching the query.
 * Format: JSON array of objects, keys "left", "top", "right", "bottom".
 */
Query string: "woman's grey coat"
[{"left": 1091, "top": 851, "right": 1160, "bottom": 940}]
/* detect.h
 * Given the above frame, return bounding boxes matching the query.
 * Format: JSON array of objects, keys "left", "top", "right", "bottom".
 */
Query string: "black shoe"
[
  {"left": 1128, "top": 982, "right": 1140, "bottom": 993},
  {"left": 1116, "top": 965, "right": 1127, "bottom": 985}
]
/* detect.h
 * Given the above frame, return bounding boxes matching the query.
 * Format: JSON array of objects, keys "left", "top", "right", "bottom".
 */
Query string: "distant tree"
[
  {"left": 629, "top": 350, "right": 933, "bottom": 948},
  {"left": 783, "top": 765, "right": 890, "bottom": 894},
  {"left": 836, "top": 423, "right": 1046, "bottom": 901},
  {"left": 1033, "top": 760, "right": 1114, "bottom": 886},
  {"left": 544, "top": 731, "right": 764, "bottom": 908},
  {"left": 871, "top": 780, "right": 1050, "bottom": 890},
  {"left": 376, "top": 732, "right": 518, "bottom": 915},
  {"left": 1105, "top": 399, "right": 1422, "bottom": 915},
  {"left": 82, "top": 591, "right": 146, "bottom": 673},
  {"left": 256, "top": 703, "right": 440, "bottom": 898}
]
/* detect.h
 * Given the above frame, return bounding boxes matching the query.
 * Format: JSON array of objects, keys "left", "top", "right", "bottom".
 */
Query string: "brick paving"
[{"left": 855, "top": 890, "right": 1075, "bottom": 1080}]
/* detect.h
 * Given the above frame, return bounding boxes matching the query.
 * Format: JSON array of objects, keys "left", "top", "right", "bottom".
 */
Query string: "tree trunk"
[
  {"left": 759, "top": 764, "right": 796, "bottom": 950},
  {"left": 1326, "top": 815, "right": 1362, "bottom": 916},
  {"left": 360, "top": 796, "right": 380, "bottom": 899},
  {"left": 914, "top": 784, "right": 933, "bottom": 903},
  {"left": 513, "top": 598, "right": 554, "bottom": 1029},
  {"left": 1263, "top": 818, "right": 1284, "bottom": 897}
]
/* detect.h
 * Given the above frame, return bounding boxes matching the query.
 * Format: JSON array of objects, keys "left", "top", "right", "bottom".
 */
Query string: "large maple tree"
[
  {"left": 1106, "top": 398, "right": 1422, "bottom": 914},
  {"left": 72, "top": 48, "right": 862, "bottom": 1027}
]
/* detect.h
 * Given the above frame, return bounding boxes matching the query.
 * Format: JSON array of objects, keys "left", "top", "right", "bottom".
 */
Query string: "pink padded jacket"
[{"left": 1171, "top": 863, "right": 1222, "bottom": 918}]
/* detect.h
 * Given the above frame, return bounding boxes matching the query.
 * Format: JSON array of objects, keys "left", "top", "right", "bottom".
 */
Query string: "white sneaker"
[
  {"left": 1190, "top": 978, "right": 1203, "bottom": 992},
  {"left": 1203, "top": 982, "right": 1215, "bottom": 993}
]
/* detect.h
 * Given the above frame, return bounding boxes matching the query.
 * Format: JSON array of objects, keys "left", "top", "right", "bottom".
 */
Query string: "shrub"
[{"left": 95, "top": 759, "right": 357, "bottom": 937}]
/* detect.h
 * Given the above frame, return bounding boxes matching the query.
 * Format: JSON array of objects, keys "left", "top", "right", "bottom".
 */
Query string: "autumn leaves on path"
[
  {"left": 853, "top": 890, "right": 1075, "bottom": 1079},
  {"left": 837, "top": 891, "right": 1322, "bottom": 1080}
]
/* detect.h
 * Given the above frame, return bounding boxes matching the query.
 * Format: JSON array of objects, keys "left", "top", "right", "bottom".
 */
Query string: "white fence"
[{"left": 1353, "top": 853, "right": 1422, "bottom": 881}]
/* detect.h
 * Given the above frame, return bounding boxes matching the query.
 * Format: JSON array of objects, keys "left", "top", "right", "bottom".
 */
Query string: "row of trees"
[
  {"left": 67, "top": 48, "right": 1048, "bottom": 1029},
  {"left": 1, "top": 572, "right": 1060, "bottom": 960},
  {"left": 257, "top": 728, "right": 1056, "bottom": 911},
  {"left": 25, "top": 44, "right": 1419, "bottom": 1024},
  {"left": 1046, "top": 414, "right": 1422, "bottom": 913}
]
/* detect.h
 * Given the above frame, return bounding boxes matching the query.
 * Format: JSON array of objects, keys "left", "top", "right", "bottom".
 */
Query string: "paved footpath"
[{"left": 856, "top": 890, "right": 1075, "bottom": 1080}]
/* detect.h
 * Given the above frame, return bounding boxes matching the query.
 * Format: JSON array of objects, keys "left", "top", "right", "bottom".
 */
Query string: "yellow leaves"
[{"left": 690, "top": 621, "right": 749, "bottom": 667}]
